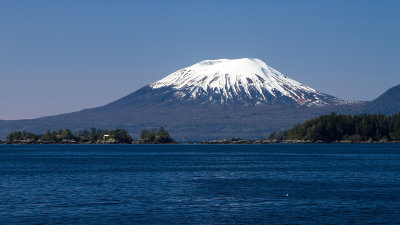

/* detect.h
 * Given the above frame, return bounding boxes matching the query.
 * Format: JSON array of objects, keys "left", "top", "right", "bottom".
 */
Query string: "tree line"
[
  {"left": 140, "top": 127, "right": 174, "bottom": 143},
  {"left": 4, "top": 127, "right": 175, "bottom": 144},
  {"left": 269, "top": 113, "right": 400, "bottom": 142},
  {"left": 5, "top": 128, "right": 133, "bottom": 144}
]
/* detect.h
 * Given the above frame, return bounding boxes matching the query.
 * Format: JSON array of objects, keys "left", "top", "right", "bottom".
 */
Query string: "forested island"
[
  {"left": 269, "top": 113, "right": 400, "bottom": 143},
  {"left": 1, "top": 127, "right": 175, "bottom": 144}
]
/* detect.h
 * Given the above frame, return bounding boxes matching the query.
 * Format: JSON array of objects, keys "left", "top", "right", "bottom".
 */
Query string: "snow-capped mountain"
[
  {"left": 0, "top": 57, "right": 372, "bottom": 140},
  {"left": 150, "top": 58, "right": 346, "bottom": 106}
]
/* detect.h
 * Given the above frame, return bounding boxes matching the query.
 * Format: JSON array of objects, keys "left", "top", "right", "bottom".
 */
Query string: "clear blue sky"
[{"left": 1, "top": 0, "right": 399, "bottom": 119}]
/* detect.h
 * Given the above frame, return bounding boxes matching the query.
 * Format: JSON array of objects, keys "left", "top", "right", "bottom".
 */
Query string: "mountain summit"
[{"left": 150, "top": 58, "right": 345, "bottom": 106}]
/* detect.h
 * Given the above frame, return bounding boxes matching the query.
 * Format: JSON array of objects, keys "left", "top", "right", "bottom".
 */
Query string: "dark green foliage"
[
  {"left": 89, "top": 128, "right": 100, "bottom": 142},
  {"left": 4, "top": 128, "right": 133, "bottom": 144},
  {"left": 6, "top": 130, "right": 39, "bottom": 142},
  {"left": 62, "top": 129, "right": 74, "bottom": 140},
  {"left": 268, "top": 131, "right": 288, "bottom": 141},
  {"left": 42, "top": 130, "right": 57, "bottom": 142},
  {"left": 140, "top": 127, "right": 174, "bottom": 143},
  {"left": 278, "top": 112, "right": 400, "bottom": 142},
  {"left": 108, "top": 129, "right": 133, "bottom": 143},
  {"left": 140, "top": 129, "right": 152, "bottom": 141},
  {"left": 268, "top": 132, "right": 276, "bottom": 140}
]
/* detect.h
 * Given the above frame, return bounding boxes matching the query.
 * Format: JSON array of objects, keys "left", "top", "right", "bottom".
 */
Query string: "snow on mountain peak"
[{"left": 150, "top": 58, "right": 344, "bottom": 106}]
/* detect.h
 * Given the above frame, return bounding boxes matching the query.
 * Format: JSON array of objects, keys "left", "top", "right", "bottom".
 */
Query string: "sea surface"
[{"left": 0, "top": 144, "right": 400, "bottom": 224}]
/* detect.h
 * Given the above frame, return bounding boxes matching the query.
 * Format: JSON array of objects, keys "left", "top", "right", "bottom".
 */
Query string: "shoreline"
[{"left": 1, "top": 140, "right": 399, "bottom": 145}]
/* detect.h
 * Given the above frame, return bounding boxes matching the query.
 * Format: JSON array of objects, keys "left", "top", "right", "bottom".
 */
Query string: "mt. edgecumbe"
[{"left": 0, "top": 58, "right": 363, "bottom": 140}]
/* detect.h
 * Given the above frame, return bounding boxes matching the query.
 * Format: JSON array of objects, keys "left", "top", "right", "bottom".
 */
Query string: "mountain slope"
[{"left": 363, "top": 84, "right": 400, "bottom": 115}]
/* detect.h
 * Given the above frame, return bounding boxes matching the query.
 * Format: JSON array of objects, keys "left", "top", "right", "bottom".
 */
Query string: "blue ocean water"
[{"left": 0, "top": 144, "right": 400, "bottom": 224}]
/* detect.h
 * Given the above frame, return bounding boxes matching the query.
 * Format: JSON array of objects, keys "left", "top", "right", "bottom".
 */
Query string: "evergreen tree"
[
  {"left": 110, "top": 129, "right": 133, "bottom": 143},
  {"left": 140, "top": 127, "right": 174, "bottom": 143}
]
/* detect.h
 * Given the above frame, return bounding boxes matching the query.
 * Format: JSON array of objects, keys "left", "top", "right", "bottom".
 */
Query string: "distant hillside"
[{"left": 363, "top": 84, "right": 400, "bottom": 115}]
